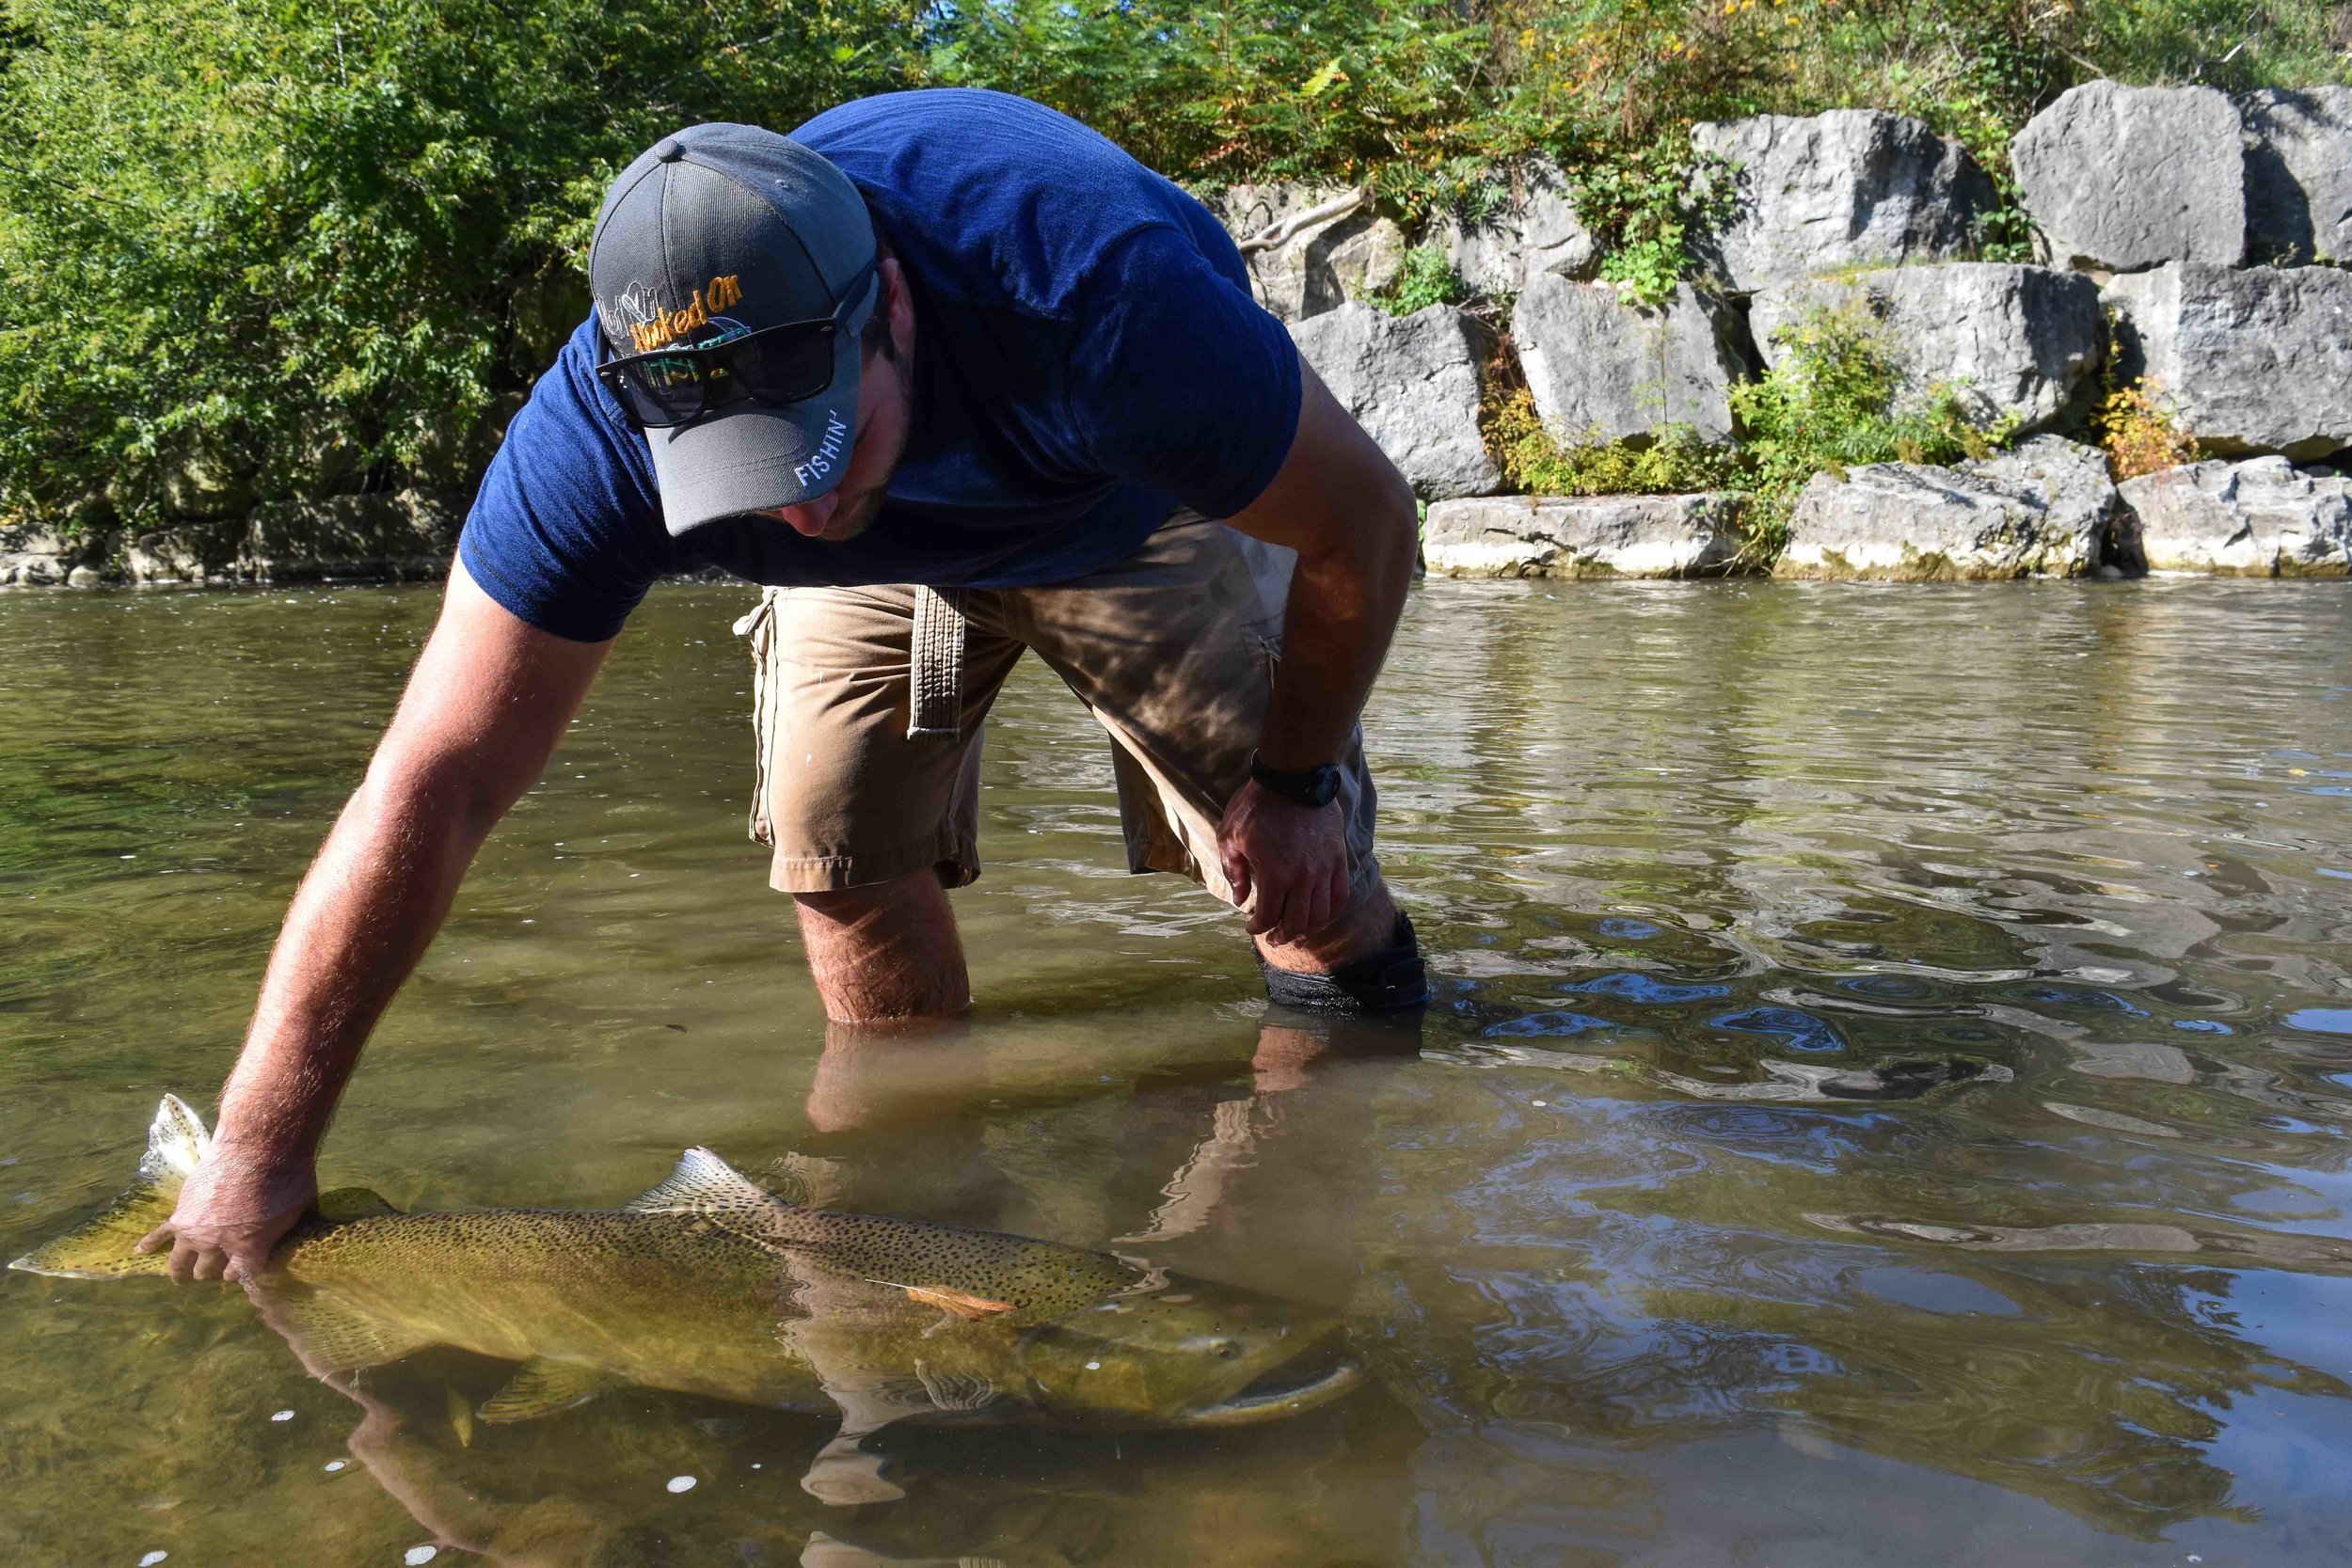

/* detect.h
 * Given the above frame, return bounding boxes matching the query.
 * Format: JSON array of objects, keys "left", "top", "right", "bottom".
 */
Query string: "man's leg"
[{"left": 794, "top": 871, "right": 970, "bottom": 1023}]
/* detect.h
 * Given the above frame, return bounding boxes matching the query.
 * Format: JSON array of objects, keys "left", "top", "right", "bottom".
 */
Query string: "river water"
[{"left": 3, "top": 578, "right": 2349, "bottom": 1566}]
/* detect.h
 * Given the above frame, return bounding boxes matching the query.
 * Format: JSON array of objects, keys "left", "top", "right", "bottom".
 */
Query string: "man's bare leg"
[
  {"left": 1255, "top": 876, "right": 1399, "bottom": 974},
  {"left": 793, "top": 870, "right": 971, "bottom": 1023}
]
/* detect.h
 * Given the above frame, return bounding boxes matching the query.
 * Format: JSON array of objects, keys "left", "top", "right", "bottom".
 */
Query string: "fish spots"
[
  {"left": 666, "top": 1474, "right": 697, "bottom": 1494},
  {"left": 269, "top": 1408, "right": 294, "bottom": 1422}
]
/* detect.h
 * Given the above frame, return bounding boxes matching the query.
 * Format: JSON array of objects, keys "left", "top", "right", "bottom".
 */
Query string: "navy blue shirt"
[{"left": 459, "top": 90, "right": 1303, "bottom": 642}]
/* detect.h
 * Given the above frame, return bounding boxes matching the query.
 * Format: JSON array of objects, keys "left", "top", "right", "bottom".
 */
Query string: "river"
[{"left": 4, "top": 578, "right": 2349, "bottom": 1565}]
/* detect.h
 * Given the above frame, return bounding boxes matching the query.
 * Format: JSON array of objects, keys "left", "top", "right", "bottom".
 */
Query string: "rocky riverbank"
[{"left": 8, "top": 78, "right": 2348, "bottom": 590}]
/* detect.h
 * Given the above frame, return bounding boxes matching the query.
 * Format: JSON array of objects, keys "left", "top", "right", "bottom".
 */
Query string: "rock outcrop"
[
  {"left": 1289, "top": 304, "right": 1501, "bottom": 500},
  {"left": 2118, "top": 457, "right": 2352, "bottom": 576},
  {"left": 1748, "top": 263, "right": 2103, "bottom": 431},
  {"left": 3, "top": 491, "right": 463, "bottom": 587},
  {"left": 1211, "top": 184, "right": 1404, "bottom": 322},
  {"left": 1422, "top": 493, "right": 1745, "bottom": 578},
  {"left": 2239, "top": 87, "right": 2352, "bottom": 266},
  {"left": 2103, "top": 263, "right": 2352, "bottom": 461},
  {"left": 1427, "top": 158, "right": 1598, "bottom": 295},
  {"left": 1775, "top": 436, "right": 2121, "bottom": 579},
  {"left": 2010, "top": 81, "right": 2246, "bottom": 272},
  {"left": 1689, "top": 110, "right": 1994, "bottom": 292},
  {"left": 1512, "top": 277, "right": 1753, "bottom": 445}
]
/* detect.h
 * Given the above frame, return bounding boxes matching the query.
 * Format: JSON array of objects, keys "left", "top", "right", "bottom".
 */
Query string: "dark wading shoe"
[{"left": 12, "top": 1097, "right": 1365, "bottom": 1505}]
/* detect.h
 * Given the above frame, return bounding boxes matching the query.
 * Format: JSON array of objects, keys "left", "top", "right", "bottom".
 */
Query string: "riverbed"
[{"left": 4, "top": 578, "right": 2349, "bottom": 1565}]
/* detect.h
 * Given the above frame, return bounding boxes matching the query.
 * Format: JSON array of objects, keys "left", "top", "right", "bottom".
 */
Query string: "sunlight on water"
[{"left": 2, "top": 578, "right": 2349, "bottom": 1564}]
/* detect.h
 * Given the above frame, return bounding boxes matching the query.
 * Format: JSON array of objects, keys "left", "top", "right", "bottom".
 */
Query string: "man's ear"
[{"left": 879, "top": 257, "right": 915, "bottom": 361}]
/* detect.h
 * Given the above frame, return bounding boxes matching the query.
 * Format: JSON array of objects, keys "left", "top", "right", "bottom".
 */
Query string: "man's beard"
[{"left": 810, "top": 343, "right": 914, "bottom": 543}]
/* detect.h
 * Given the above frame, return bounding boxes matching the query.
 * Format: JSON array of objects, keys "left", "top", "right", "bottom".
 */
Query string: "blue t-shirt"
[{"left": 459, "top": 89, "right": 1303, "bottom": 642}]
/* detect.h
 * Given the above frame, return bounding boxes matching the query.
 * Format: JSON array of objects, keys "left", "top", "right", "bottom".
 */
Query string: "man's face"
[{"left": 758, "top": 258, "right": 914, "bottom": 543}]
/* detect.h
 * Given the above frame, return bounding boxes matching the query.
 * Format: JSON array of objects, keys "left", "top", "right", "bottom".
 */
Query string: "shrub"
[
  {"left": 2098, "top": 379, "right": 2200, "bottom": 481},
  {"left": 1489, "top": 388, "right": 1743, "bottom": 496},
  {"left": 1375, "top": 247, "right": 1470, "bottom": 318}
]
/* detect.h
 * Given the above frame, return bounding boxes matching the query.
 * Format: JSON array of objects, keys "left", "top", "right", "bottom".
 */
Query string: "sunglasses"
[{"left": 596, "top": 262, "right": 877, "bottom": 429}]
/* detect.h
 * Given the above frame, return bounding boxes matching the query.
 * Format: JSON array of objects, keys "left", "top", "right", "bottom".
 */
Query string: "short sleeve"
[
  {"left": 1070, "top": 227, "right": 1303, "bottom": 520},
  {"left": 457, "top": 318, "right": 673, "bottom": 642}
]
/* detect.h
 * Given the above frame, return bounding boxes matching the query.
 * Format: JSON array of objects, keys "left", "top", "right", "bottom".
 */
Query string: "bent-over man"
[{"left": 143, "top": 88, "right": 1425, "bottom": 1282}]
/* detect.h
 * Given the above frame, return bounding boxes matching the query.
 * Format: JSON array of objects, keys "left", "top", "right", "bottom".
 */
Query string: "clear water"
[{"left": 4, "top": 578, "right": 2350, "bottom": 1566}]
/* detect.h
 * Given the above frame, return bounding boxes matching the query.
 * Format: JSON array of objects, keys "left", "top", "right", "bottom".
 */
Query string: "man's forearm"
[
  {"left": 1256, "top": 502, "right": 1416, "bottom": 770},
  {"left": 211, "top": 774, "right": 495, "bottom": 1164}
]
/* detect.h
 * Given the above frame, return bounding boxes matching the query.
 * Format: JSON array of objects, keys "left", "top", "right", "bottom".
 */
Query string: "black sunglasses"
[{"left": 596, "top": 262, "right": 877, "bottom": 429}]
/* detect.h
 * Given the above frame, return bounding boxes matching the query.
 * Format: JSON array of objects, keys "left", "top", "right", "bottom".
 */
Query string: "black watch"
[{"left": 1249, "top": 751, "right": 1343, "bottom": 809}]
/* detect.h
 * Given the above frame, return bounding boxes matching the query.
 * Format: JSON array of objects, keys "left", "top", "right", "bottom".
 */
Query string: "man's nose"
[{"left": 766, "top": 493, "right": 838, "bottom": 536}]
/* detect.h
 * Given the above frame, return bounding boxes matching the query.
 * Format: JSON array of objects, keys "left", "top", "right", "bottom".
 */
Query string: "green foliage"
[
  {"left": 1570, "top": 137, "right": 1738, "bottom": 309},
  {"left": 1730, "top": 299, "right": 2019, "bottom": 552},
  {"left": 1490, "top": 388, "right": 1743, "bottom": 496},
  {"left": 1374, "top": 247, "right": 1470, "bottom": 318}
]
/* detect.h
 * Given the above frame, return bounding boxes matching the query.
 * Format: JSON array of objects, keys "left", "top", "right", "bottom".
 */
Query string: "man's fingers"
[
  {"left": 135, "top": 1223, "right": 172, "bottom": 1256},
  {"left": 166, "top": 1241, "right": 197, "bottom": 1285},
  {"left": 1221, "top": 844, "right": 1253, "bottom": 909}
]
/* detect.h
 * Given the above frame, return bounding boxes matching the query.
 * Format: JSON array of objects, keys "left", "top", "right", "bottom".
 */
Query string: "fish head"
[{"left": 1015, "top": 1278, "right": 1361, "bottom": 1427}]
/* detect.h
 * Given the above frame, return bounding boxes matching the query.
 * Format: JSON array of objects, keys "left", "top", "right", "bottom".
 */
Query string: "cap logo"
[
  {"left": 603, "top": 273, "right": 746, "bottom": 355},
  {"left": 792, "top": 411, "right": 850, "bottom": 489}
]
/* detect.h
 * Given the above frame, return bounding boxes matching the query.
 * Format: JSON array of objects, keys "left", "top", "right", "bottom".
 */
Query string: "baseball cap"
[{"left": 589, "top": 123, "right": 880, "bottom": 536}]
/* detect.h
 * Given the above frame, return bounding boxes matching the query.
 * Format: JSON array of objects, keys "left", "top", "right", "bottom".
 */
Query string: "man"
[{"left": 141, "top": 89, "right": 1424, "bottom": 1283}]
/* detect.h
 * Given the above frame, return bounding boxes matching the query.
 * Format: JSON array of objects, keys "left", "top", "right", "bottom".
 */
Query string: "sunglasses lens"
[
  {"left": 730, "top": 325, "right": 837, "bottom": 405},
  {"left": 614, "top": 352, "right": 711, "bottom": 425}
]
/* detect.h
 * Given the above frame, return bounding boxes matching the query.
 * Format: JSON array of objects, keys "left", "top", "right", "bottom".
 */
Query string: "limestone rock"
[
  {"left": 1777, "top": 441, "right": 2118, "bottom": 579},
  {"left": 161, "top": 448, "right": 259, "bottom": 521},
  {"left": 2118, "top": 457, "right": 2352, "bottom": 576},
  {"left": 2239, "top": 87, "right": 2352, "bottom": 266},
  {"left": 233, "top": 490, "right": 462, "bottom": 581},
  {"left": 1211, "top": 184, "right": 1404, "bottom": 322},
  {"left": 1289, "top": 304, "right": 1501, "bottom": 500},
  {"left": 2103, "top": 264, "right": 2352, "bottom": 461},
  {"left": 1961, "top": 436, "right": 2130, "bottom": 566},
  {"left": 1749, "top": 263, "right": 2103, "bottom": 431},
  {"left": 2010, "top": 81, "right": 2245, "bottom": 271},
  {"left": 1512, "top": 276, "right": 1754, "bottom": 446},
  {"left": 1423, "top": 493, "right": 1745, "bottom": 578},
  {"left": 1427, "top": 158, "right": 1598, "bottom": 295},
  {"left": 1689, "top": 110, "right": 1994, "bottom": 292}
]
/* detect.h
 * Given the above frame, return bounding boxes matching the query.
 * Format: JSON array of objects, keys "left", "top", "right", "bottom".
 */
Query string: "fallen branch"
[{"left": 1235, "top": 188, "right": 1368, "bottom": 253}]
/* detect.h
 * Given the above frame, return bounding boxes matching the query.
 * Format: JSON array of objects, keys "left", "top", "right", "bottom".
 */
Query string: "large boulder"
[
  {"left": 1422, "top": 493, "right": 1744, "bottom": 578},
  {"left": 230, "top": 490, "right": 462, "bottom": 582},
  {"left": 2118, "top": 457, "right": 2352, "bottom": 576},
  {"left": 2010, "top": 81, "right": 2245, "bottom": 272},
  {"left": 2103, "top": 264, "right": 2352, "bottom": 461},
  {"left": 1426, "top": 158, "right": 1597, "bottom": 295},
  {"left": 1289, "top": 304, "right": 1501, "bottom": 500},
  {"left": 1512, "top": 276, "right": 1754, "bottom": 446},
  {"left": 1749, "top": 263, "right": 2103, "bottom": 431},
  {"left": 1210, "top": 183, "right": 1404, "bottom": 322},
  {"left": 1689, "top": 110, "right": 1994, "bottom": 293},
  {"left": 2239, "top": 87, "right": 2352, "bottom": 266},
  {"left": 1775, "top": 436, "right": 2121, "bottom": 579}
]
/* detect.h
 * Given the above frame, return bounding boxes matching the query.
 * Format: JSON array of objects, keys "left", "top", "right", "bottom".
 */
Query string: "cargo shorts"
[{"left": 731, "top": 509, "right": 1381, "bottom": 908}]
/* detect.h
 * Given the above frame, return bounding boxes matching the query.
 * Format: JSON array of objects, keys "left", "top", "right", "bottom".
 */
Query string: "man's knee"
[{"left": 793, "top": 869, "right": 947, "bottom": 927}]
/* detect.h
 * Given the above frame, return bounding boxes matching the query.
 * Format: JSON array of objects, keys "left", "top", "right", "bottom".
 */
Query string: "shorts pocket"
[{"left": 731, "top": 590, "right": 780, "bottom": 847}]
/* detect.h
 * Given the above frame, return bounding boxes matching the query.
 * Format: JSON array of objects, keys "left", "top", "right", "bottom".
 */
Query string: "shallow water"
[{"left": 4, "top": 577, "right": 2350, "bottom": 1566}]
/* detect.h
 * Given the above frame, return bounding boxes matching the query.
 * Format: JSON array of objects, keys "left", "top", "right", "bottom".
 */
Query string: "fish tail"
[{"left": 8, "top": 1095, "right": 211, "bottom": 1278}]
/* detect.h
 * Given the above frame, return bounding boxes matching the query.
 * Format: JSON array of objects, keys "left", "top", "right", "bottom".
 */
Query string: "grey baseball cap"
[{"left": 589, "top": 123, "right": 879, "bottom": 535}]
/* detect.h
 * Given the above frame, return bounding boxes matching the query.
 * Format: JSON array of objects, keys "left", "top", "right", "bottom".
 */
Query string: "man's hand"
[
  {"left": 1217, "top": 778, "right": 1352, "bottom": 946},
  {"left": 136, "top": 1145, "right": 317, "bottom": 1283}
]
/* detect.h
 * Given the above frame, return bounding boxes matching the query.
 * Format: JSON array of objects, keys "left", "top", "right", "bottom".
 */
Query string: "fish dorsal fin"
[
  {"left": 314, "top": 1187, "right": 400, "bottom": 1221},
  {"left": 270, "top": 1286, "right": 432, "bottom": 1374},
  {"left": 477, "top": 1358, "right": 621, "bottom": 1424},
  {"left": 627, "top": 1147, "right": 777, "bottom": 1217},
  {"left": 144, "top": 1093, "right": 212, "bottom": 1183}
]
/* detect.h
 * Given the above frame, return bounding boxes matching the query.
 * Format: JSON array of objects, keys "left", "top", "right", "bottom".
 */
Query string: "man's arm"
[
  {"left": 1217, "top": 356, "right": 1418, "bottom": 945},
  {"left": 139, "top": 560, "right": 611, "bottom": 1282}
]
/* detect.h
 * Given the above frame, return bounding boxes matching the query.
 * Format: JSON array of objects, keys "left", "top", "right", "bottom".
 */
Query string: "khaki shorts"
[{"left": 732, "top": 509, "right": 1380, "bottom": 906}]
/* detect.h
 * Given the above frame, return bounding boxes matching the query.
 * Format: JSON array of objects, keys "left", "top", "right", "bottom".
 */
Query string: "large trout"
[{"left": 12, "top": 1096, "right": 1362, "bottom": 1503}]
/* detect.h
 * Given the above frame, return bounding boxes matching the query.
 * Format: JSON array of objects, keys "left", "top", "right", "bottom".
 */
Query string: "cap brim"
[{"left": 645, "top": 328, "right": 864, "bottom": 537}]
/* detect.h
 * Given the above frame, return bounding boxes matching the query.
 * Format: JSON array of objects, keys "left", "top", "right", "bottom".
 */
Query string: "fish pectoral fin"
[
  {"left": 886, "top": 1283, "right": 1016, "bottom": 1323},
  {"left": 627, "top": 1147, "right": 778, "bottom": 1217},
  {"left": 476, "top": 1358, "right": 622, "bottom": 1424},
  {"left": 314, "top": 1186, "right": 401, "bottom": 1221},
  {"left": 271, "top": 1287, "right": 434, "bottom": 1375}
]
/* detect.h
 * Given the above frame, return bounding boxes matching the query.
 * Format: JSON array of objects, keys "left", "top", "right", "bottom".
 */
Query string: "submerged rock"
[
  {"left": 1775, "top": 436, "right": 2121, "bottom": 579},
  {"left": 1422, "top": 493, "right": 1745, "bottom": 578},
  {"left": 1749, "top": 263, "right": 2103, "bottom": 431},
  {"left": 1209, "top": 183, "right": 1403, "bottom": 323},
  {"left": 2118, "top": 457, "right": 2352, "bottom": 576},
  {"left": 2238, "top": 87, "right": 2352, "bottom": 267},
  {"left": 1289, "top": 304, "right": 1501, "bottom": 501},
  {"left": 2011, "top": 80, "right": 2246, "bottom": 272},
  {"left": 1689, "top": 110, "right": 1994, "bottom": 292},
  {"left": 1512, "top": 277, "right": 1753, "bottom": 445},
  {"left": 2103, "top": 263, "right": 2352, "bottom": 461}
]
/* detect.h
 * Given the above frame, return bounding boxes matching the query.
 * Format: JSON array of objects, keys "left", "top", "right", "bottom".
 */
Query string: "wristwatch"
[{"left": 1249, "top": 751, "right": 1343, "bottom": 809}]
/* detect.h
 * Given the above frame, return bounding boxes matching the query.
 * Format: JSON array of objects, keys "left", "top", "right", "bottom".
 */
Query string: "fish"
[{"left": 11, "top": 1096, "right": 1364, "bottom": 1504}]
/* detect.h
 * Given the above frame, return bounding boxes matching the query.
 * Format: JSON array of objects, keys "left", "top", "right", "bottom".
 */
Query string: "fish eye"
[{"left": 1214, "top": 1339, "right": 1242, "bottom": 1360}]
